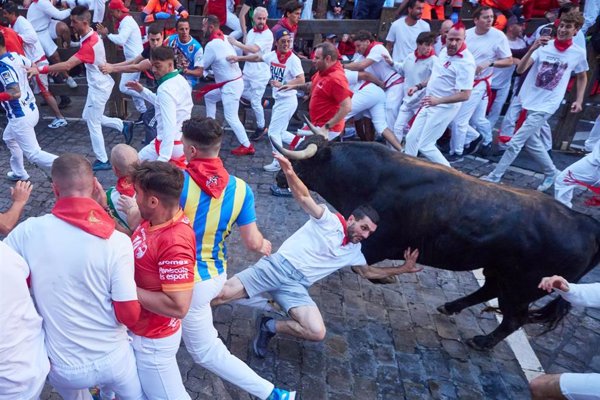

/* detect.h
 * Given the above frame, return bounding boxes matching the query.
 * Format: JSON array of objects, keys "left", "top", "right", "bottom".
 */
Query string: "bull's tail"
[{"left": 527, "top": 297, "right": 572, "bottom": 334}]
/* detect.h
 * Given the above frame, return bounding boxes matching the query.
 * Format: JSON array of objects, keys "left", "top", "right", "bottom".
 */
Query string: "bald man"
[
  {"left": 104, "top": 144, "right": 140, "bottom": 234},
  {"left": 5, "top": 153, "right": 144, "bottom": 399}
]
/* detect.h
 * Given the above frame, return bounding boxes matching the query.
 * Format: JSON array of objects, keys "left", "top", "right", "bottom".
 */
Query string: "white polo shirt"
[
  {"left": 262, "top": 50, "right": 303, "bottom": 99},
  {"left": 386, "top": 17, "right": 431, "bottom": 62},
  {"left": 107, "top": 15, "right": 143, "bottom": 61},
  {"left": 355, "top": 43, "right": 398, "bottom": 87},
  {"left": 202, "top": 36, "right": 242, "bottom": 83},
  {"left": 465, "top": 27, "right": 512, "bottom": 82},
  {"left": 4, "top": 214, "right": 138, "bottom": 367},
  {"left": 244, "top": 28, "right": 273, "bottom": 81},
  {"left": 27, "top": 0, "right": 71, "bottom": 32},
  {"left": 491, "top": 36, "right": 527, "bottom": 90},
  {"left": 12, "top": 16, "right": 46, "bottom": 63},
  {"left": 278, "top": 206, "right": 367, "bottom": 285},
  {"left": 426, "top": 46, "right": 476, "bottom": 99},
  {"left": 0, "top": 242, "right": 49, "bottom": 400},
  {"left": 75, "top": 29, "right": 114, "bottom": 92}
]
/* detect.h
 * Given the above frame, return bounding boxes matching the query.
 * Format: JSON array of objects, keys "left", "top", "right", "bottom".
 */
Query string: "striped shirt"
[
  {"left": 0, "top": 52, "right": 36, "bottom": 119},
  {"left": 180, "top": 172, "right": 256, "bottom": 282}
]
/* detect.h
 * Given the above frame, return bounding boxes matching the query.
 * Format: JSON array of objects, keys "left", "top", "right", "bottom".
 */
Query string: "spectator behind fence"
[{"left": 327, "top": 0, "right": 346, "bottom": 19}]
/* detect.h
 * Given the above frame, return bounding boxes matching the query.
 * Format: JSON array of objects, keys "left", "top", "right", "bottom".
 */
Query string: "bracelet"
[
  {"left": 38, "top": 65, "right": 50, "bottom": 74},
  {"left": 416, "top": 83, "right": 423, "bottom": 90}
]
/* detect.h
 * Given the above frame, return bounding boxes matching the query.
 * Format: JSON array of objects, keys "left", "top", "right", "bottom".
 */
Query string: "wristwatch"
[
  {"left": 489, "top": 61, "right": 495, "bottom": 67},
  {"left": 324, "top": 122, "right": 331, "bottom": 130}
]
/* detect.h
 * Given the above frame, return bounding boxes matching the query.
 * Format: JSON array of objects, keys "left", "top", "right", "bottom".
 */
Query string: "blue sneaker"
[
  {"left": 270, "top": 183, "right": 292, "bottom": 197},
  {"left": 267, "top": 388, "right": 296, "bottom": 400},
  {"left": 122, "top": 121, "right": 134, "bottom": 145},
  {"left": 92, "top": 160, "right": 112, "bottom": 171},
  {"left": 253, "top": 316, "right": 275, "bottom": 358}
]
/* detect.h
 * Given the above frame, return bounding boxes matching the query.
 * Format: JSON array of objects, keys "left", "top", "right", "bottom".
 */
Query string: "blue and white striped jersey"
[{"left": 0, "top": 52, "right": 36, "bottom": 119}]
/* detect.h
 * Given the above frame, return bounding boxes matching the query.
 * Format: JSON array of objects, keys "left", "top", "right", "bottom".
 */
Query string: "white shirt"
[
  {"left": 395, "top": 52, "right": 436, "bottom": 106},
  {"left": 426, "top": 46, "right": 476, "bottom": 99},
  {"left": 107, "top": 15, "right": 143, "bottom": 61},
  {"left": 356, "top": 43, "right": 399, "bottom": 86},
  {"left": 555, "top": 282, "right": 600, "bottom": 308},
  {"left": 520, "top": 41, "right": 588, "bottom": 114},
  {"left": 434, "top": 35, "right": 444, "bottom": 55},
  {"left": 75, "top": 29, "right": 114, "bottom": 92},
  {"left": 244, "top": 28, "right": 274, "bottom": 81},
  {"left": 491, "top": 36, "right": 527, "bottom": 90},
  {"left": 262, "top": 51, "right": 303, "bottom": 99},
  {"left": 27, "top": 0, "right": 71, "bottom": 32},
  {"left": 202, "top": 36, "right": 242, "bottom": 83},
  {"left": 12, "top": 16, "right": 46, "bottom": 63},
  {"left": 529, "top": 23, "right": 587, "bottom": 53},
  {"left": 386, "top": 17, "right": 431, "bottom": 62},
  {"left": 64, "top": 0, "right": 105, "bottom": 23},
  {"left": 344, "top": 69, "right": 365, "bottom": 93},
  {"left": 0, "top": 242, "right": 49, "bottom": 400},
  {"left": 278, "top": 206, "right": 366, "bottom": 285},
  {"left": 5, "top": 214, "right": 138, "bottom": 367},
  {"left": 140, "top": 72, "right": 193, "bottom": 161},
  {"left": 465, "top": 27, "right": 512, "bottom": 81}
]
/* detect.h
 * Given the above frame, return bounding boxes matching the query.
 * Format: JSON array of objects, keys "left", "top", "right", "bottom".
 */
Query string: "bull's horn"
[
  {"left": 270, "top": 137, "right": 318, "bottom": 160},
  {"left": 303, "top": 115, "right": 328, "bottom": 139}
]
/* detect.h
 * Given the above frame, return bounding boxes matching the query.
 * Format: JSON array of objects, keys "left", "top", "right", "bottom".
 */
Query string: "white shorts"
[
  {"left": 560, "top": 373, "right": 600, "bottom": 400},
  {"left": 37, "top": 29, "right": 58, "bottom": 57}
]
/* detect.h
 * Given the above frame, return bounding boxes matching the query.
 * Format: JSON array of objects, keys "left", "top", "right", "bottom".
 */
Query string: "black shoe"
[
  {"left": 477, "top": 143, "right": 493, "bottom": 157},
  {"left": 250, "top": 127, "right": 268, "bottom": 141},
  {"left": 92, "top": 160, "right": 111, "bottom": 171},
  {"left": 58, "top": 96, "right": 72, "bottom": 109},
  {"left": 134, "top": 114, "right": 145, "bottom": 125},
  {"left": 446, "top": 153, "right": 464, "bottom": 163},
  {"left": 122, "top": 121, "right": 133, "bottom": 145},
  {"left": 240, "top": 97, "right": 251, "bottom": 107},
  {"left": 253, "top": 316, "right": 276, "bottom": 358},
  {"left": 464, "top": 135, "right": 483, "bottom": 155},
  {"left": 270, "top": 183, "right": 292, "bottom": 197}
]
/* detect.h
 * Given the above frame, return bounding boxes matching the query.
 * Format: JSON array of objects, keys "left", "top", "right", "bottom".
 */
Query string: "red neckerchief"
[
  {"left": 441, "top": 35, "right": 446, "bottom": 45},
  {"left": 52, "top": 197, "right": 115, "bottom": 239},
  {"left": 415, "top": 48, "right": 435, "bottom": 60},
  {"left": 279, "top": 17, "right": 298, "bottom": 33},
  {"left": 363, "top": 41, "right": 383, "bottom": 58},
  {"left": 116, "top": 177, "right": 135, "bottom": 197},
  {"left": 334, "top": 213, "right": 349, "bottom": 246},
  {"left": 454, "top": 42, "right": 467, "bottom": 58},
  {"left": 253, "top": 24, "right": 269, "bottom": 33},
  {"left": 318, "top": 60, "right": 344, "bottom": 77},
  {"left": 209, "top": 29, "right": 225, "bottom": 42},
  {"left": 553, "top": 20, "right": 560, "bottom": 28},
  {"left": 554, "top": 38, "right": 573, "bottom": 52},
  {"left": 186, "top": 158, "right": 230, "bottom": 198},
  {"left": 115, "top": 13, "right": 130, "bottom": 30},
  {"left": 277, "top": 50, "right": 292, "bottom": 64}
]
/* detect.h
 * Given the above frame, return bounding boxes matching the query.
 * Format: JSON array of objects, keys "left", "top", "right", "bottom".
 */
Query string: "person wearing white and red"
[
  {"left": 385, "top": 0, "right": 430, "bottom": 63},
  {"left": 483, "top": 13, "right": 588, "bottom": 191},
  {"left": 0, "top": 241, "right": 49, "bottom": 400},
  {"left": 97, "top": 0, "right": 146, "bottom": 115},
  {"left": 26, "top": 0, "right": 70, "bottom": 58},
  {"left": 554, "top": 138, "right": 600, "bottom": 208},
  {"left": 198, "top": 15, "right": 255, "bottom": 155},
  {"left": 28, "top": 6, "right": 133, "bottom": 171},
  {"left": 404, "top": 23, "right": 476, "bottom": 166},
  {"left": 227, "top": 7, "right": 274, "bottom": 141},
  {"left": 449, "top": 6, "right": 512, "bottom": 160},
  {"left": 126, "top": 46, "right": 193, "bottom": 168},
  {"left": 388, "top": 31, "right": 437, "bottom": 142},
  {"left": 5, "top": 153, "right": 144, "bottom": 399},
  {"left": 4, "top": 2, "right": 67, "bottom": 129},
  {"left": 229, "top": 28, "right": 304, "bottom": 172},
  {"left": 271, "top": 1, "right": 301, "bottom": 47},
  {"left": 204, "top": 0, "right": 243, "bottom": 39},
  {"left": 346, "top": 30, "right": 405, "bottom": 139},
  {"left": 129, "top": 161, "right": 196, "bottom": 399},
  {"left": 434, "top": 19, "right": 453, "bottom": 54}
]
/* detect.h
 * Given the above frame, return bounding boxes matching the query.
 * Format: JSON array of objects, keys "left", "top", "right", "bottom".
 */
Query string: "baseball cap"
[
  {"left": 506, "top": 15, "right": 525, "bottom": 27},
  {"left": 275, "top": 29, "right": 291, "bottom": 42},
  {"left": 325, "top": 33, "right": 337, "bottom": 39},
  {"left": 109, "top": 0, "right": 129, "bottom": 13}
]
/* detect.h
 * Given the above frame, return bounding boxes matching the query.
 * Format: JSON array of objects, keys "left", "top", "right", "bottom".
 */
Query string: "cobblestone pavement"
[{"left": 1, "top": 110, "right": 598, "bottom": 400}]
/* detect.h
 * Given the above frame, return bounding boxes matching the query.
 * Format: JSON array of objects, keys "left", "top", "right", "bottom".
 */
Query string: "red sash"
[
  {"left": 195, "top": 75, "right": 242, "bottom": 100},
  {"left": 154, "top": 139, "right": 186, "bottom": 169}
]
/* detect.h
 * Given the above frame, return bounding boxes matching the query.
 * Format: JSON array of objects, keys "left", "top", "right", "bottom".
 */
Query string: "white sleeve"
[
  {"left": 3, "top": 219, "right": 29, "bottom": 259},
  {"left": 107, "top": 21, "right": 132, "bottom": 47},
  {"left": 109, "top": 234, "right": 138, "bottom": 302},
  {"left": 385, "top": 22, "right": 397, "bottom": 42},
  {"left": 288, "top": 56, "right": 304, "bottom": 78},
  {"left": 92, "top": 0, "right": 105, "bottom": 23},
  {"left": 367, "top": 45, "right": 385, "bottom": 63},
  {"left": 454, "top": 60, "right": 475, "bottom": 91},
  {"left": 344, "top": 69, "right": 358, "bottom": 86},
  {"left": 40, "top": 0, "right": 71, "bottom": 20},
  {"left": 201, "top": 44, "right": 216, "bottom": 69},
  {"left": 192, "top": 47, "right": 204, "bottom": 69},
  {"left": 157, "top": 90, "right": 177, "bottom": 161},
  {"left": 495, "top": 34, "right": 512, "bottom": 60},
  {"left": 139, "top": 87, "right": 157, "bottom": 105},
  {"left": 557, "top": 283, "right": 600, "bottom": 308},
  {"left": 311, "top": 205, "right": 342, "bottom": 231},
  {"left": 17, "top": 24, "right": 39, "bottom": 46},
  {"left": 574, "top": 51, "right": 589, "bottom": 74}
]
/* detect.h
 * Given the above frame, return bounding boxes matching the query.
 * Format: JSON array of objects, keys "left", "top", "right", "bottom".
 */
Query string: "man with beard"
[
  {"left": 385, "top": 0, "right": 430, "bottom": 63},
  {"left": 212, "top": 154, "right": 421, "bottom": 357}
]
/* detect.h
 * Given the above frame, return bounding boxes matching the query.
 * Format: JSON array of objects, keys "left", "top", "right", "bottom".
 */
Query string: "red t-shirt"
[
  {"left": 130, "top": 210, "right": 196, "bottom": 339},
  {"left": 309, "top": 61, "right": 352, "bottom": 133},
  {"left": 0, "top": 27, "right": 24, "bottom": 56}
]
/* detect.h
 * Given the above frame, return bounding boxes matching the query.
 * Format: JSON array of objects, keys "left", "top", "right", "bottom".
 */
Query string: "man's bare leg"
[
  {"left": 275, "top": 305, "right": 326, "bottom": 342},
  {"left": 211, "top": 276, "right": 249, "bottom": 306},
  {"left": 529, "top": 374, "right": 566, "bottom": 400}
]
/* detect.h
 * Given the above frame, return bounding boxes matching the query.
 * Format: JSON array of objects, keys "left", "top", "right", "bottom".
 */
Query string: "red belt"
[
  {"left": 473, "top": 74, "right": 493, "bottom": 111},
  {"left": 359, "top": 81, "right": 371, "bottom": 90},
  {"left": 154, "top": 139, "right": 186, "bottom": 169},
  {"left": 35, "top": 55, "right": 47, "bottom": 63},
  {"left": 195, "top": 75, "right": 243, "bottom": 100},
  {"left": 384, "top": 73, "right": 404, "bottom": 90}
]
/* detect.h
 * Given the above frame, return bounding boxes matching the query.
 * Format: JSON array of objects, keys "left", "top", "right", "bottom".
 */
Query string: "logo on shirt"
[
  {"left": 443, "top": 61, "right": 451, "bottom": 69},
  {"left": 535, "top": 60, "right": 568, "bottom": 91},
  {"left": 132, "top": 228, "right": 148, "bottom": 259},
  {"left": 206, "top": 175, "right": 220, "bottom": 187},
  {"left": 158, "top": 265, "right": 190, "bottom": 281}
]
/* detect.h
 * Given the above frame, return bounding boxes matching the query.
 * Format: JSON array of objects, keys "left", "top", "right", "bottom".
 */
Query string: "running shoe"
[
  {"left": 267, "top": 388, "right": 296, "bottom": 400},
  {"left": 7, "top": 171, "right": 29, "bottom": 181},
  {"left": 92, "top": 160, "right": 112, "bottom": 171},
  {"left": 480, "top": 173, "right": 501, "bottom": 183},
  {"left": 231, "top": 144, "right": 255, "bottom": 156},
  {"left": 537, "top": 170, "right": 559, "bottom": 192},
  {"left": 65, "top": 76, "right": 78, "bottom": 88},
  {"left": 48, "top": 118, "right": 68, "bottom": 129},
  {"left": 122, "top": 121, "right": 134, "bottom": 145},
  {"left": 263, "top": 160, "right": 281, "bottom": 172},
  {"left": 253, "top": 316, "right": 275, "bottom": 358},
  {"left": 250, "top": 127, "right": 268, "bottom": 141}
]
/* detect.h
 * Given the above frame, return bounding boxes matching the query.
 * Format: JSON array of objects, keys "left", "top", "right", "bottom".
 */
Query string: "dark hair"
[
  {"left": 181, "top": 117, "right": 223, "bottom": 150},
  {"left": 132, "top": 161, "right": 183, "bottom": 208},
  {"left": 558, "top": 3, "right": 579, "bottom": 18},
  {"left": 472, "top": 6, "right": 492, "bottom": 19},
  {"left": 150, "top": 46, "right": 175, "bottom": 61},
  {"left": 416, "top": 31, "right": 436, "bottom": 45},
  {"left": 205, "top": 14, "right": 220, "bottom": 28},
  {"left": 3, "top": 2, "right": 19, "bottom": 16},
  {"left": 176, "top": 18, "right": 190, "bottom": 29},
  {"left": 0, "top": 32, "right": 4, "bottom": 49},
  {"left": 283, "top": 0, "right": 303, "bottom": 15},
  {"left": 0, "top": 16, "right": 8, "bottom": 28},
  {"left": 353, "top": 30, "right": 373, "bottom": 42},
  {"left": 407, "top": 0, "right": 425, "bottom": 9},
  {"left": 148, "top": 23, "right": 163, "bottom": 36},
  {"left": 71, "top": 5, "right": 92, "bottom": 22},
  {"left": 315, "top": 42, "right": 338, "bottom": 61},
  {"left": 351, "top": 204, "right": 380, "bottom": 225}
]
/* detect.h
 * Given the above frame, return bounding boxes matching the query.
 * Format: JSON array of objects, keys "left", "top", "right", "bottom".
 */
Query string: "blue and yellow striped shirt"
[{"left": 180, "top": 172, "right": 256, "bottom": 282}]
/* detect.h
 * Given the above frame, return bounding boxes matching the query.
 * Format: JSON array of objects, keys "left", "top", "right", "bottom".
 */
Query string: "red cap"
[{"left": 109, "top": 0, "right": 129, "bottom": 13}]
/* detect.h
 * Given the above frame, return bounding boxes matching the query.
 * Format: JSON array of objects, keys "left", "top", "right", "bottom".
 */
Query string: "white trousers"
[
  {"left": 138, "top": 139, "right": 185, "bottom": 163},
  {"left": 487, "top": 84, "right": 511, "bottom": 131},
  {"left": 119, "top": 71, "right": 147, "bottom": 114},
  {"left": 405, "top": 102, "right": 460, "bottom": 167},
  {"left": 451, "top": 82, "right": 488, "bottom": 154},
  {"left": 491, "top": 110, "right": 556, "bottom": 178},
  {"left": 347, "top": 84, "right": 388, "bottom": 134},
  {"left": 242, "top": 75, "right": 270, "bottom": 129},
  {"left": 83, "top": 86, "right": 124, "bottom": 163},
  {"left": 269, "top": 96, "right": 298, "bottom": 153},
  {"left": 560, "top": 373, "right": 600, "bottom": 400},
  {"left": 226, "top": 11, "right": 243, "bottom": 39},
  {"left": 48, "top": 341, "right": 144, "bottom": 400},
  {"left": 384, "top": 83, "right": 404, "bottom": 135},
  {"left": 393, "top": 94, "right": 424, "bottom": 141},
  {"left": 584, "top": 115, "right": 600, "bottom": 152},
  {"left": 182, "top": 274, "right": 274, "bottom": 400},
  {"left": 3, "top": 107, "right": 57, "bottom": 178},
  {"left": 555, "top": 154, "right": 600, "bottom": 208},
  {"left": 131, "top": 328, "right": 189, "bottom": 400},
  {"left": 205, "top": 79, "right": 250, "bottom": 147},
  {"left": 499, "top": 94, "right": 553, "bottom": 151}
]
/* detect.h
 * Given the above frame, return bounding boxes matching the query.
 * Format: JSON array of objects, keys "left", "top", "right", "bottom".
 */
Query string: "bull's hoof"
[
  {"left": 465, "top": 336, "right": 493, "bottom": 351},
  {"left": 437, "top": 304, "right": 458, "bottom": 315}
]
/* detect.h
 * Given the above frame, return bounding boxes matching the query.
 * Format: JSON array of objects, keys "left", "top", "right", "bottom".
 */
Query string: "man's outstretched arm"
[
  {"left": 274, "top": 154, "right": 324, "bottom": 219},
  {"left": 353, "top": 248, "right": 421, "bottom": 279}
]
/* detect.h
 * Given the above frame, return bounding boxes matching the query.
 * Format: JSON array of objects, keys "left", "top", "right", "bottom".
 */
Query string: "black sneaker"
[
  {"left": 240, "top": 97, "right": 251, "bottom": 107},
  {"left": 253, "top": 316, "right": 276, "bottom": 358},
  {"left": 464, "top": 134, "right": 483, "bottom": 155},
  {"left": 58, "top": 96, "right": 72, "bottom": 109},
  {"left": 92, "top": 160, "right": 111, "bottom": 171},
  {"left": 446, "top": 153, "right": 464, "bottom": 163},
  {"left": 250, "top": 127, "right": 267, "bottom": 141},
  {"left": 270, "top": 183, "right": 292, "bottom": 197},
  {"left": 477, "top": 143, "right": 493, "bottom": 157},
  {"left": 122, "top": 121, "right": 134, "bottom": 145},
  {"left": 134, "top": 114, "right": 145, "bottom": 125}
]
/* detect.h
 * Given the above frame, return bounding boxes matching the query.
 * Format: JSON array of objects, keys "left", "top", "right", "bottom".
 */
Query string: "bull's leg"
[{"left": 438, "top": 277, "right": 499, "bottom": 316}]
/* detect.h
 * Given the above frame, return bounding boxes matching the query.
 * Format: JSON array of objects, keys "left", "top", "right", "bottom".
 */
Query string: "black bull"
[{"left": 276, "top": 137, "right": 600, "bottom": 350}]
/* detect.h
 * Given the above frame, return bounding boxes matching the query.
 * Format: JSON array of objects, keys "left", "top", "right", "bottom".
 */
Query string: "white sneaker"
[
  {"left": 481, "top": 173, "right": 501, "bottom": 183},
  {"left": 537, "top": 170, "right": 559, "bottom": 192},
  {"left": 7, "top": 171, "right": 29, "bottom": 181},
  {"left": 65, "top": 76, "right": 78, "bottom": 88},
  {"left": 48, "top": 118, "right": 67, "bottom": 129},
  {"left": 263, "top": 160, "right": 281, "bottom": 172}
]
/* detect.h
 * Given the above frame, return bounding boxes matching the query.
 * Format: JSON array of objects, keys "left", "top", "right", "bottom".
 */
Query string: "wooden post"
[
  {"left": 315, "top": 0, "right": 327, "bottom": 19},
  {"left": 377, "top": 7, "right": 397, "bottom": 41}
]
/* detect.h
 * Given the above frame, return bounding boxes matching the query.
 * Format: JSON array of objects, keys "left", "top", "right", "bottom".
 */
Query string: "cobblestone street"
[{"left": 1, "top": 113, "right": 598, "bottom": 399}]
